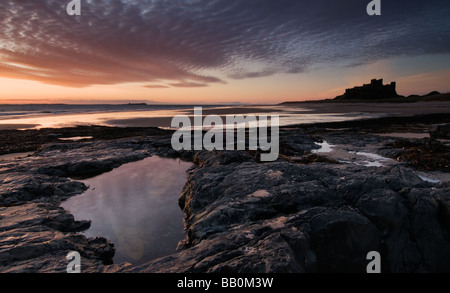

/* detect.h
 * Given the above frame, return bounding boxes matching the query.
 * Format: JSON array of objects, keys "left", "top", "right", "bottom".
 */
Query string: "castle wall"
[{"left": 336, "top": 79, "right": 399, "bottom": 100}]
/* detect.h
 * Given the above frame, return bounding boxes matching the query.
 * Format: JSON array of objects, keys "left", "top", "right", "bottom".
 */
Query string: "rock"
[
  {"left": 0, "top": 125, "right": 173, "bottom": 156},
  {"left": 430, "top": 124, "right": 450, "bottom": 139},
  {"left": 436, "top": 191, "right": 450, "bottom": 234},
  {"left": 357, "top": 189, "right": 408, "bottom": 230},
  {"left": 126, "top": 215, "right": 309, "bottom": 273},
  {"left": 0, "top": 174, "right": 88, "bottom": 206},
  {"left": 37, "top": 154, "right": 148, "bottom": 179},
  {"left": 192, "top": 150, "right": 255, "bottom": 167},
  {"left": 279, "top": 132, "right": 317, "bottom": 156},
  {"left": 0, "top": 132, "right": 202, "bottom": 273},
  {"left": 87, "top": 237, "right": 116, "bottom": 265},
  {"left": 43, "top": 212, "right": 91, "bottom": 232},
  {"left": 404, "top": 188, "right": 450, "bottom": 272},
  {"left": 0, "top": 203, "right": 115, "bottom": 272},
  {"left": 0, "top": 136, "right": 163, "bottom": 272},
  {"left": 151, "top": 153, "right": 449, "bottom": 273},
  {"left": 1, "top": 123, "right": 450, "bottom": 273},
  {"left": 309, "top": 209, "right": 381, "bottom": 273},
  {"left": 386, "top": 138, "right": 450, "bottom": 172}
]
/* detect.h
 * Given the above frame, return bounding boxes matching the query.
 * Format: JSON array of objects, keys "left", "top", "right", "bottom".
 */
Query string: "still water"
[{"left": 61, "top": 156, "right": 192, "bottom": 266}]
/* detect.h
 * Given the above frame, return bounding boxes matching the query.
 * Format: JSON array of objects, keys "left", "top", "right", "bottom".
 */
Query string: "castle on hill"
[{"left": 335, "top": 79, "right": 400, "bottom": 100}]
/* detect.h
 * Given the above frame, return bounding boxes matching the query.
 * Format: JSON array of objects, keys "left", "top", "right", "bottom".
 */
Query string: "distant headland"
[{"left": 281, "top": 78, "right": 450, "bottom": 104}]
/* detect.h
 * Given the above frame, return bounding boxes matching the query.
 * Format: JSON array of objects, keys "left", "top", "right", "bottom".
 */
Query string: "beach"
[
  {"left": 0, "top": 103, "right": 450, "bottom": 272},
  {"left": 1, "top": 102, "right": 450, "bottom": 130}
]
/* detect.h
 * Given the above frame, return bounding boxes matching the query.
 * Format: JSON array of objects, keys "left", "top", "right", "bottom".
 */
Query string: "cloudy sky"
[{"left": 0, "top": 0, "right": 449, "bottom": 104}]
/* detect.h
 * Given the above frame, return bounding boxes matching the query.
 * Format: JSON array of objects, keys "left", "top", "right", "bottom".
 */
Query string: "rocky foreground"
[{"left": 1, "top": 114, "right": 450, "bottom": 273}]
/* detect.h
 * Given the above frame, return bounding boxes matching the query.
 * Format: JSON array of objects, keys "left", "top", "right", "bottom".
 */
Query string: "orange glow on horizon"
[{"left": 1, "top": 59, "right": 449, "bottom": 105}]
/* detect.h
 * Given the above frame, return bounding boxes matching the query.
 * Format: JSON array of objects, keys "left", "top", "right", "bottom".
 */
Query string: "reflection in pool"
[{"left": 61, "top": 156, "right": 192, "bottom": 266}]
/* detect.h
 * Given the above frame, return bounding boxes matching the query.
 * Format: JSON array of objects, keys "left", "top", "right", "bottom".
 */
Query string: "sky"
[{"left": 0, "top": 0, "right": 449, "bottom": 104}]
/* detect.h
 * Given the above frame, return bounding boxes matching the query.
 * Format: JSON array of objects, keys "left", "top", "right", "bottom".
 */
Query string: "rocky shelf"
[{"left": 0, "top": 115, "right": 449, "bottom": 273}]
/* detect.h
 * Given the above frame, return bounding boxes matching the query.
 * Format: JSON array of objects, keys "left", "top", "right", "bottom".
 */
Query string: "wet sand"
[
  {"left": 107, "top": 117, "right": 175, "bottom": 128},
  {"left": 285, "top": 101, "right": 450, "bottom": 115},
  {"left": 106, "top": 102, "right": 450, "bottom": 128},
  {"left": 0, "top": 124, "right": 40, "bottom": 130},
  {"left": 106, "top": 107, "right": 284, "bottom": 128},
  {"left": 1, "top": 102, "right": 450, "bottom": 130}
]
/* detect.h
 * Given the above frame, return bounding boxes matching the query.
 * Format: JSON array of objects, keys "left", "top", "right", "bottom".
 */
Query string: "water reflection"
[
  {"left": 61, "top": 156, "right": 192, "bottom": 265},
  {"left": 0, "top": 105, "right": 381, "bottom": 130}
]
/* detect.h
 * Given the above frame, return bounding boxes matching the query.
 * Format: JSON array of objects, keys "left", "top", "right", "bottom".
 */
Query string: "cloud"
[
  {"left": 142, "top": 84, "right": 170, "bottom": 89},
  {"left": 168, "top": 82, "right": 209, "bottom": 88},
  {"left": 227, "top": 69, "right": 276, "bottom": 80},
  {"left": 0, "top": 0, "right": 449, "bottom": 88}
]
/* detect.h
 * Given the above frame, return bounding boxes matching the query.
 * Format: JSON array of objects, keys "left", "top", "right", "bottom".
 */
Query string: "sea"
[{"left": 0, "top": 103, "right": 378, "bottom": 130}]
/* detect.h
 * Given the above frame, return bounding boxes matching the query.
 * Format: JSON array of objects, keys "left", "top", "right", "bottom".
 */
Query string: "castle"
[{"left": 335, "top": 79, "right": 400, "bottom": 100}]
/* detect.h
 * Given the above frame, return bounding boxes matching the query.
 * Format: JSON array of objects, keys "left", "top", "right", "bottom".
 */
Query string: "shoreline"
[
  {"left": 1, "top": 101, "right": 450, "bottom": 130},
  {"left": 1, "top": 112, "right": 449, "bottom": 156}
]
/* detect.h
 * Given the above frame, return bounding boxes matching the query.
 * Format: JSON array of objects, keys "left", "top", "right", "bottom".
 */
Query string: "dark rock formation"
[
  {"left": 431, "top": 124, "right": 450, "bottom": 139},
  {"left": 0, "top": 137, "right": 160, "bottom": 272},
  {"left": 0, "top": 125, "right": 173, "bottom": 156},
  {"left": 0, "top": 202, "right": 116, "bottom": 272},
  {"left": 386, "top": 138, "right": 450, "bottom": 171},
  {"left": 1, "top": 120, "right": 450, "bottom": 273},
  {"left": 335, "top": 79, "right": 400, "bottom": 101},
  {"left": 125, "top": 149, "right": 450, "bottom": 273}
]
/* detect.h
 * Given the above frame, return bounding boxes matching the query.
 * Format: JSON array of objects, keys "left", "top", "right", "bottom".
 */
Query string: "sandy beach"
[
  {"left": 107, "top": 102, "right": 450, "bottom": 128},
  {"left": 0, "top": 124, "right": 40, "bottom": 130},
  {"left": 289, "top": 101, "right": 450, "bottom": 115},
  {"left": 1, "top": 102, "right": 449, "bottom": 130}
]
